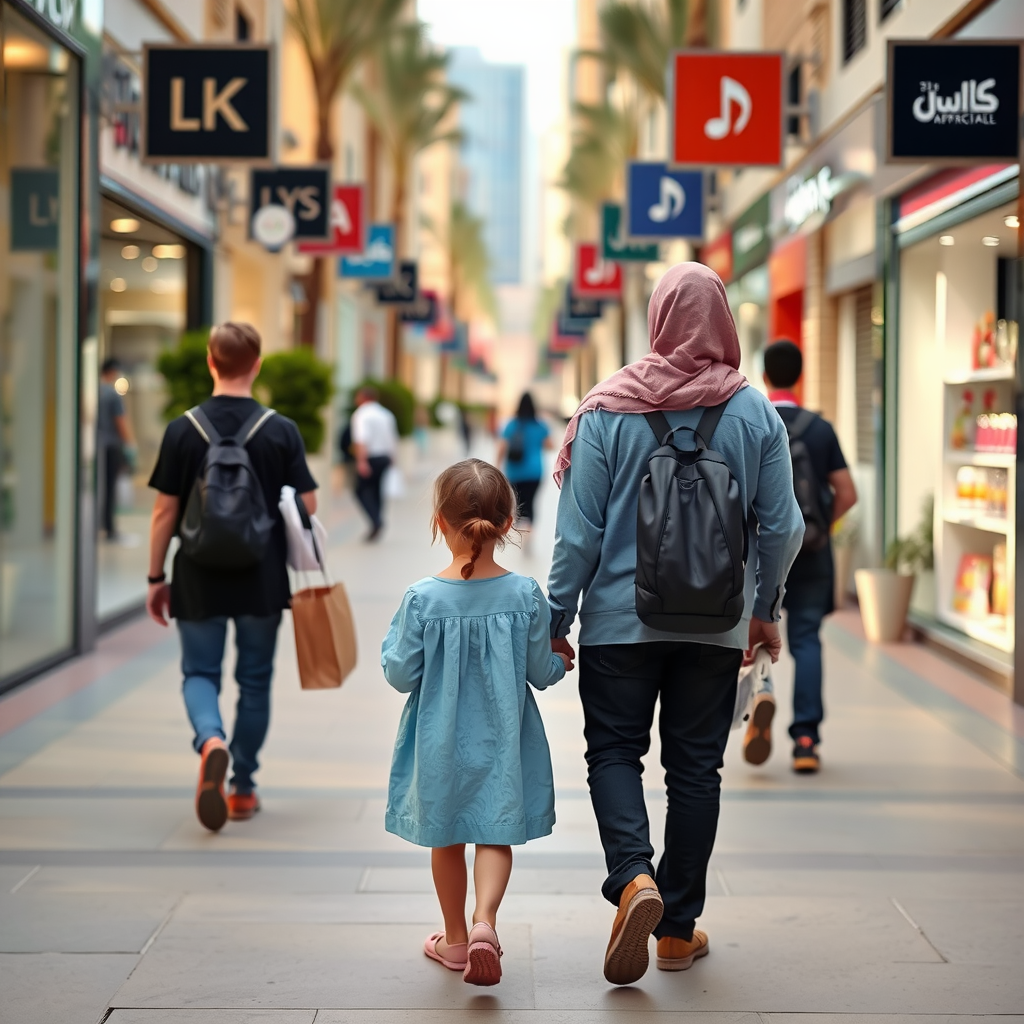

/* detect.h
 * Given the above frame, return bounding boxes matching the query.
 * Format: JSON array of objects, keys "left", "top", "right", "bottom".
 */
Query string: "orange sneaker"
[
  {"left": 656, "top": 930, "right": 709, "bottom": 971},
  {"left": 227, "top": 788, "right": 261, "bottom": 821},
  {"left": 603, "top": 873, "right": 664, "bottom": 985},
  {"left": 742, "top": 691, "right": 775, "bottom": 765},
  {"left": 195, "top": 738, "right": 228, "bottom": 832},
  {"left": 792, "top": 736, "right": 820, "bottom": 773}
]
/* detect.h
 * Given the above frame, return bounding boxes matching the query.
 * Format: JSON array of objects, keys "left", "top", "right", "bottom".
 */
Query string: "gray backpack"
[
  {"left": 635, "top": 402, "right": 749, "bottom": 633},
  {"left": 179, "top": 405, "right": 277, "bottom": 569}
]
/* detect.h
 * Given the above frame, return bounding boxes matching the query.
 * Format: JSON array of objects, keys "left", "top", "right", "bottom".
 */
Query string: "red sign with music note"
[
  {"left": 573, "top": 243, "right": 622, "bottom": 299},
  {"left": 670, "top": 51, "right": 784, "bottom": 168}
]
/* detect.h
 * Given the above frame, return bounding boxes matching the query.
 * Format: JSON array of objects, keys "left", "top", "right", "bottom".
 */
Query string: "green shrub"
[
  {"left": 156, "top": 329, "right": 213, "bottom": 420},
  {"left": 258, "top": 349, "right": 334, "bottom": 452},
  {"left": 353, "top": 378, "right": 415, "bottom": 437}
]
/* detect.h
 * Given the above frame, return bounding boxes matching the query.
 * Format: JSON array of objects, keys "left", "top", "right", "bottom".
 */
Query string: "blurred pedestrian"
[
  {"left": 97, "top": 357, "right": 136, "bottom": 541},
  {"left": 546, "top": 263, "right": 803, "bottom": 985},
  {"left": 145, "top": 322, "right": 317, "bottom": 832},
  {"left": 413, "top": 404, "right": 431, "bottom": 460},
  {"left": 382, "top": 459, "right": 571, "bottom": 986},
  {"left": 350, "top": 386, "right": 398, "bottom": 542},
  {"left": 495, "top": 393, "right": 553, "bottom": 550},
  {"left": 458, "top": 405, "right": 473, "bottom": 455},
  {"left": 759, "top": 340, "right": 857, "bottom": 774}
]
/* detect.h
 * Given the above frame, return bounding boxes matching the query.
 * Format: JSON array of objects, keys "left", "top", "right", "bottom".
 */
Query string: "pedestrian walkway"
[{"left": 1, "top": 432, "right": 1023, "bottom": 1024}]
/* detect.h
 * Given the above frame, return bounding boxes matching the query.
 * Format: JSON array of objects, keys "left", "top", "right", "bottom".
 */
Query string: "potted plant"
[
  {"left": 854, "top": 534, "right": 926, "bottom": 643},
  {"left": 832, "top": 510, "right": 859, "bottom": 610}
]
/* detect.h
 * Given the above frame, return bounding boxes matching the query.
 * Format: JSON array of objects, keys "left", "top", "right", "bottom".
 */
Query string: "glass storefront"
[{"left": 0, "top": 1, "right": 80, "bottom": 678}]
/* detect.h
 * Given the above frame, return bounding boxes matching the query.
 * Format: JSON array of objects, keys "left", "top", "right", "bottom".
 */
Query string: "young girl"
[{"left": 381, "top": 459, "right": 572, "bottom": 986}]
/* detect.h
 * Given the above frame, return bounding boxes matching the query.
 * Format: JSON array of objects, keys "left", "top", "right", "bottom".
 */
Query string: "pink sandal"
[
  {"left": 464, "top": 922, "right": 502, "bottom": 986},
  {"left": 423, "top": 932, "right": 468, "bottom": 971}
]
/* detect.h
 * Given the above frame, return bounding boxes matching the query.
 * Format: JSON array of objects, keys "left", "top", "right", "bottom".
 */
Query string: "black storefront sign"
[
  {"left": 10, "top": 168, "right": 59, "bottom": 251},
  {"left": 887, "top": 40, "right": 1022, "bottom": 164},
  {"left": 565, "top": 285, "right": 602, "bottom": 321},
  {"left": 249, "top": 167, "right": 331, "bottom": 241},
  {"left": 376, "top": 262, "right": 418, "bottom": 304},
  {"left": 400, "top": 289, "right": 437, "bottom": 323},
  {"left": 143, "top": 44, "right": 272, "bottom": 163}
]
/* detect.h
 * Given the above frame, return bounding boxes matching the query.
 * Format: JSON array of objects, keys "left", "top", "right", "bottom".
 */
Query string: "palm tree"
[
  {"left": 353, "top": 23, "right": 467, "bottom": 377},
  {"left": 446, "top": 201, "right": 497, "bottom": 324}
]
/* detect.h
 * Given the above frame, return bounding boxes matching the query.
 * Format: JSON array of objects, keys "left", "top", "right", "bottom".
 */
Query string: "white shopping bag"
[
  {"left": 731, "top": 646, "right": 773, "bottom": 730},
  {"left": 279, "top": 485, "right": 329, "bottom": 571},
  {"left": 383, "top": 466, "right": 405, "bottom": 499}
]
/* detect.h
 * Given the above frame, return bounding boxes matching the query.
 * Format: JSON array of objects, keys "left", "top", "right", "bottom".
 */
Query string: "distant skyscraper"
[{"left": 447, "top": 48, "right": 524, "bottom": 285}]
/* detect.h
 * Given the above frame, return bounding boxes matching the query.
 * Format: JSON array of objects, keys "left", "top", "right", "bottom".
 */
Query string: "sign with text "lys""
[
  {"left": 573, "top": 243, "right": 622, "bottom": 300},
  {"left": 296, "top": 185, "right": 366, "bottom": 255},
  {"left": 143, "top": 44, "right": 272, "bottom": 164},
  {"left": 627, "top": 163, "right": 704, "bottom": 239},
  {"left": 670, "top": 51, "right": 783, "bottom": 168},
  {"left": 250, "top": 167, "right": 331, "bottom": 242}
]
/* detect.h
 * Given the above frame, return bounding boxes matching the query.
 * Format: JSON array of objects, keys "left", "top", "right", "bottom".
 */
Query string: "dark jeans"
[
  {"left": 511, "top": 478, "right": 541, "bottom": 522},
  {"left": 355, "top": 455, "right": 391, "bottom": 529},
  {"left": 579, "top": 641, "right": 741, "bottom": 940},
  {"left": 782, "top": 577, "right": 832, "bottom": 746},
  {"left": 178, "top": 613, "right": 282, "bottom": 793},
  {"left": 101, "top": 445, "right": 121, "bottom": 538}
]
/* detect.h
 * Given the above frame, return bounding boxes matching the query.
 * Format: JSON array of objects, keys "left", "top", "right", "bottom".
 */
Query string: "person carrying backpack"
[
  {"left": 758, "top": 340, "right": 857, "bottom": 774},
  {"left": 496, "top": 392, "right": 553, "bottom": 546},
  {"left": 146, "top": 323, "right": 318, "bottom": 832},
  {"left": 546, "top": 263, "right": 803, "bottom": 987}
]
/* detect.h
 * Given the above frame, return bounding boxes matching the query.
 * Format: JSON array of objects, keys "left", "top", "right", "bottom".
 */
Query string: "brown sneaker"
[
  {"left": 742, "top": 692, "right": 775, "bottom": 765},
  {"left": 195, "top": 738, "right": 229, "bottom": 832},
  {"left": 792, "top": 737, "right": 820, "bottom": 773},
  {"left": 603, "top": 873, "right": 664, "bottom": 985},
  {"left": 227, "top": 788, "right": 261, "bottom": 821},
  {"left": 656, "top": 930, "right": 709, "bottom": 971}
]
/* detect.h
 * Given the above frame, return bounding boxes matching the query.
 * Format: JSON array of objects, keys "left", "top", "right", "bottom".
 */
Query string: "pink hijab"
[{"left": 554, "top": 262, "right": 748, "bottom": 486}]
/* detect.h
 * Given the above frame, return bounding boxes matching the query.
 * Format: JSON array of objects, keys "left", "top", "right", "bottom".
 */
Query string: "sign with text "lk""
[
  {"left": 297, "top": 185, "right": 366, "bottom": 255},
  {"left": 376, "top": 261, "right": 418, "bottom": 305},
  {"left": 10, "top": 168, "right": 59, "bottom": 251},
  {"left": 670, "top": 51, "right": 783, "bottom": 168},
  {"left": 627, "top": 163, "right": 704, "bottom": 239},
  {"left": 250, "top": 167, "right": 331, "bottom": 242},
  {"left": 573, "top": 243, "right": 622, "bottom": 300},
  {"left": 602, "top": 203, "right": 660, "bottom": 262},
  {"left": 887, "top": 41, "right": 1022, "bottom": 164},
  {"left": 143, "top": 44, "right": 272, "bottom": 163}
]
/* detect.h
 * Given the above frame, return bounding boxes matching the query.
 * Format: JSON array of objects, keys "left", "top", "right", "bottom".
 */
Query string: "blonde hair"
[{"left": 432, "top": 459, "right": 516, "bottom": 579}]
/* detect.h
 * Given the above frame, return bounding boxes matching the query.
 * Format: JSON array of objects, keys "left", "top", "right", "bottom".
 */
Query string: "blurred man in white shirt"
[{"left": 350, "top": 386, "right": 398, "bottom": 541}]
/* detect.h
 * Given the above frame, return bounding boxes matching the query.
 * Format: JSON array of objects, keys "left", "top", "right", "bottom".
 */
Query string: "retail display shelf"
[
  {"left": 944, "top": 449, "right": 1016, "bottom": 468},
  {"left": 940, "top": 610, "right": 1013, "bottom": 653},
  {"left": 942, "top": 511, "right": 1010, "bottom": 535},
  {"left": 943, "top": 366, "right": 1016, "bottom": 385}
]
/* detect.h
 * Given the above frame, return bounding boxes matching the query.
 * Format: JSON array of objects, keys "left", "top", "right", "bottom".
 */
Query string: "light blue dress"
[{"left": 381, "top": 573, "right": 566, "bottom": 847}]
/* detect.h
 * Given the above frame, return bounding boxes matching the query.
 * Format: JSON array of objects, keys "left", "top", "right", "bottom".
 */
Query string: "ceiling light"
[
  {"left": 982, "top": 236, "right": 1000, "bottom": 247},
  {"left": 114, "top": 377, "right": 130, "bottom": 396},
  {"left": 141, "top": 256, "right": 158, "bottom": 272},
  {"left": 109, "top": 278, "right": 127, "bottom": 292},
  {"left": 110, "top": 218, "right": 140, "bottom": 233},
  {"left": 152, "top": 243, "right": 186, "bottom": 259},
  {"left": 939, "top": 235, "right": 954, "bottom": 246},
  {"left": 1004, "top": 215, "right": 1019, "bottom": 228},
  {"left": 121, "top": 244, "right": 140, "bottom": 259}
]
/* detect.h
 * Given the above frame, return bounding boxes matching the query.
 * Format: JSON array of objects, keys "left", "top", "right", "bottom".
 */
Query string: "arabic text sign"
[
  {"left": 887, "top": 41, "right": 1022, "bottom": 163},
  {"left": 627, "top": 163, "right": 704, "bottom": 239},
  {"left": 670, "top": 51, "right": 783, "bottom": 168},
  {"left": 296, "top": 185, "right": 365, "bottom": 255},
  {"left": 602, "top": 203, "right": 660, "bottom": 261},
  {"left": 250, "top": 167, "right": 331, "bottom": 242},
  {"left": 143, "top": 44, "right": 272, "bottom": 163},
  {"left": 573, "top": 243, "right": 622, "bottom": 299},
  {"left": 339, "top": 224, "right": 395, "bottom": 279}
]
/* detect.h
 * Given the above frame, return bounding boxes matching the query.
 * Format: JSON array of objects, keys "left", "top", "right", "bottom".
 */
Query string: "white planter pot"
[{"left": 854, "top": 569, "right": 915, "bottom": 644}]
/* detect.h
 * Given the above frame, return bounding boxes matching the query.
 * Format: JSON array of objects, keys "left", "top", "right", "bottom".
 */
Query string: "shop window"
[
  {"left": 843, "top": 0, "right": 867, "bottom": 64},
  {"left": 879, "top": 0, "right": 901, "bottom": 22},
  {"left": 854, "top": 286, "right": 875, "bottom": 465}
]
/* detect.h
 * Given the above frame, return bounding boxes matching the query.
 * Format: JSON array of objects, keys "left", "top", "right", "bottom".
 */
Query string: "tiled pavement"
[{"left": 1, "top": 435, "right": 1023, "bottom": 1024}]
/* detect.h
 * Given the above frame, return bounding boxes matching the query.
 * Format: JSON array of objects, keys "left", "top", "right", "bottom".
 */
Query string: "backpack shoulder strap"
[
  {"left": 236, "top": 407, "right": 276, "bottom": 446},
  {"left": 644, "top": 411, "right": 674, "bottom": 446},
  {"left": 786, "top": 408, "right": 816, "bottom": 441},
  {"left": 184, "top": 407, "right": 220, "bottom": 445},
  {"left": 694, "top": 400, "right": 730, "bottom": 450}
]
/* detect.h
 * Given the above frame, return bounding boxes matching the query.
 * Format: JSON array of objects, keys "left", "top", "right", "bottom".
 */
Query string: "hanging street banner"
[
  {"left": 602, "top": 203, "right": 660, "bottom": 261},
  {"left": 142, "top": 44, "right": 272, "bottom": 164},
  {"left": 887, "top": 40, "right": 1023, "bottom": 164},
  {"left": 340, "top": 224, "right": 395, "bottom": 280},
  {"left": 669, "top": 51, "right": 784, "bottom": 168},
  {"left": 627, "top": 163, "right": 704, "bottom": 239},
  {"left": 296, "top": 184, "right": 366, "bottom": 255},
  {"left": 731, "top": 193, "right": 771, "bottom": 279},
  {"left": 400, "top": 289, "right": 439, "bottom": 324},
  {"left": 375, "top": 261, "right": 418, "bottom": 304},
  {"left": 573, "top": 243, "right": 622, "bottom": 300},
  {"left": 250, "top": 167, "right": 331, "bottom": 242},
  {"left": 10, "top": 168, "right": 59, "bottom": 251},
  {"left": 566, "top": 285, "right": 603, "bottom": 321}
]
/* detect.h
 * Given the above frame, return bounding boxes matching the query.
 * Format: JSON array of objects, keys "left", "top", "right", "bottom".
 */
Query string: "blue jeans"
[
  {"left": 178, "top": 613, "right": 282, "bottom": 793},
  {"left": 782, "top": 578, "right": 832, "bottom": 746}
]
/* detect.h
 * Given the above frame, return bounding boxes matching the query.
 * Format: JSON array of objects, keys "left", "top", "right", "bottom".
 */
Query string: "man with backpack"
[
  {"left": 547, "top": 265, "right": 804, "bottom": 986},
  {"left": 146, "top": 322, "right": 318, "bottom": 832},
  {"left": 756, "top": 339, "right": 857, "bottom": 774}
]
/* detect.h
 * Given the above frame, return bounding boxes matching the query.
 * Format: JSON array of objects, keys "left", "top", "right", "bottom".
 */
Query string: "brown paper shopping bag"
[{"left": 291, "top": 581, "right": 357, "bottom": 689}]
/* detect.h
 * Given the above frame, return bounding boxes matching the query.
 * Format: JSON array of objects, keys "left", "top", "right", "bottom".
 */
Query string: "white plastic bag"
[
  {"left": 115, "top": 473, "right": 134, "bottom": 512},
  {"left": 383, "top": 466, "right": 405, "bottom": 499},
  {"left": 731, "top": 646, "right": 773, "bottom": 730},
  {"left": 279, "top": 485, "right": 329, "bottom": 571}
]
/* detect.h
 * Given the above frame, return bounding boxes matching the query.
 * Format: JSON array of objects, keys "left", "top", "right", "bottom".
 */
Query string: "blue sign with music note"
[{"left": 627, "top": 162, "right": 704, "bottom": 240}]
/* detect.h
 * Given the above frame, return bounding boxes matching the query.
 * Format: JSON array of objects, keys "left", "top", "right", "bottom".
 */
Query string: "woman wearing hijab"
[{"left": 546, "top": 263, "right": 803, "bottom": 987}]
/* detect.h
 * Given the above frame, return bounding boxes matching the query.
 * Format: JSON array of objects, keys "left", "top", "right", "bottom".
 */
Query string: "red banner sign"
[
  {"left": 670, "top": 52, "right": 784, "bottom": 168},
  {"left": 296, "top": 184, "right": 365, "bottom": 255},
  {"left": 573, "top": 243, "right": 622, "bottom": 299}
]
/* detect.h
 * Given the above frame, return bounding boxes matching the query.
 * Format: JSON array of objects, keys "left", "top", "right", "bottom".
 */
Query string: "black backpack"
[
  {"left": 786, "top": 410, "right": 831, "bottom": 554},
  {"left": 179, "top": 405, "right": 277, "bottom": 569},
  {"left": 507, "top": 420, "right": 526, "bottom": 464},
  {"left": 635, "top": 402, "right": 749, "bottom": 633}
]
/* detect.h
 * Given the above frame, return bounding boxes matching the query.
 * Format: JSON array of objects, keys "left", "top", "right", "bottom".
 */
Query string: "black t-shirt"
[
  {"left": 149, "top": 396, "right": 318, "bottom": 621},
  {"left": 775, "top": 405, "right": 848, "bottom": 584}
]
